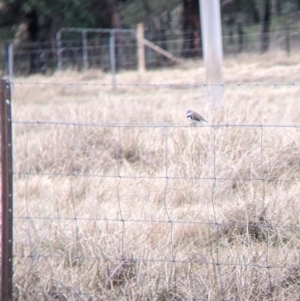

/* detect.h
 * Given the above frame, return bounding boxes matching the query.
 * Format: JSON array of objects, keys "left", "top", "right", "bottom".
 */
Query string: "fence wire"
[
  {"left": 4, "top": 28, "right": 300, "bottom": 76},
  {"left": 9, "top": 81, "right": 300, "bottom": 300}
]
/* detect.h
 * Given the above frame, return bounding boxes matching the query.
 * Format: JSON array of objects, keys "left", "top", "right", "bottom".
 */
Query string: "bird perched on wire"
[{"left": 186, "top": 110, "right": 208, "bottom": 125}]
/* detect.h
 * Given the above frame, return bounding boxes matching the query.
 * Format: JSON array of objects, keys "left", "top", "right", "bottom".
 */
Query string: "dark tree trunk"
[
  {"left": 105, "top": 0, "right": 126, "bottom": 69},
  {"left": 181, "top": 0, "right": 202, "bottom": 58},
  {"left": 274, "top": 0, "right": 282, "bottom": 16},
  {"left": 27, "top": 10, "right": 38, "bottom": 42},
  {"left": 26, "top": 10, "right": 41, "bottom": 74},
  {"left": 252, "top": 1, "right": 260, "bottom": 23},
  {"left": 260, "top": 0, "right": 272, "bottom": 53},
  {"left": 222, "top": 0, "right": 236, "bottom": 25},
  {"left": 222, "top": 0, "right": 236, "bottom": 45},
  {"left": 235, "top": 0, "right": 259, "bottom": 23},
  {"left": 50, "top": 16, "right": 61, "bottom": 67},
  {"left": 245, "top": 0, "right": 260, "bottom": 23},
  {"left": 237, "top": 22, "right": 244, "bottom": 53}
]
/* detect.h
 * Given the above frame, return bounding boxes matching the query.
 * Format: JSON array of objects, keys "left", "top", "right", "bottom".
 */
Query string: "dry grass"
[{"left": 11, "top": 52, "right": 300, "bottom": 300}]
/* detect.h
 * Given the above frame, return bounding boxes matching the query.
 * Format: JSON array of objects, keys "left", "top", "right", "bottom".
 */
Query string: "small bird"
[{"left": 186, "top": 110, "right": 208, "bottom": 125}]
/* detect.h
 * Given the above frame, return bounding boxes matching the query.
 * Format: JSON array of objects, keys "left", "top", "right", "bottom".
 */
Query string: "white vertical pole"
[
  {"left": 110, "top": 30, "right": 116, "bottom": 89},
  {"left": 200, "top": 0, "right": 223, "bottom": 107},
  {"left": 82, "top": 31, "right": 88, "bottom": 70},
  {"left": 8, "top": 44, "right": 13, "bottom": 92}
]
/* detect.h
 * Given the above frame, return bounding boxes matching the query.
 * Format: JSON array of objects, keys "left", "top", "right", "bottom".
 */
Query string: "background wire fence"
[
  {"left": 3, "top": 27, "right": 300, "bottom": 76},
  {"left": 9, "top": 79, "right": 300, "bottom": 300}
]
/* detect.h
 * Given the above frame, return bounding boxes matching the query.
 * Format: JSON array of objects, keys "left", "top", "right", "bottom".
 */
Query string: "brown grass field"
[{"left": 11, "top": 51, "right": 300, "bottom": 300}]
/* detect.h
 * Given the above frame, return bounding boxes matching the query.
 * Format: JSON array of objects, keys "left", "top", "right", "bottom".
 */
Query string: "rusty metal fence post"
[{"left": 0, "top": 79, "right": 13, "bottom": 301}]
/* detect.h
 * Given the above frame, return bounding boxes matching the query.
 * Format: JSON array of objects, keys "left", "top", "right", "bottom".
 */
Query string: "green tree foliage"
[
  {"left": 0, "top": 0, "right": 119, "bottom": 42},
  {"left": 1, "top": 0, "right": 300, "bottom": 73},
  {"left": 120, "top": 0, "right": 180, "bottom": 30},
  {"left": 2, "top": 0, "right": 300, "bottom": 43}
]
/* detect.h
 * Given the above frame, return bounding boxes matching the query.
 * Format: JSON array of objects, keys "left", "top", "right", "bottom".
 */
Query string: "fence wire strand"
[
  {"left": 8, "top": 79, "right": 300, "bottom": 300},
  {"left": 9, "top": 81, "right": 300, "bottom": 87}
]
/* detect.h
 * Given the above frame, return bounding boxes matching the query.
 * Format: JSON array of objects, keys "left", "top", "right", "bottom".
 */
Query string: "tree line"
[{"left": 1, "top": 0, "right": 300, "bottom": 72}]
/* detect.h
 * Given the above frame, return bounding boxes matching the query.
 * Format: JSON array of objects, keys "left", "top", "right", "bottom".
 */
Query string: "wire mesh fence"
[
  {"left": 2, "top": 76, "right": 300, "bottom": 300},
  {"left": 3, "top": 27, "right": 300, "bottom": 77}
]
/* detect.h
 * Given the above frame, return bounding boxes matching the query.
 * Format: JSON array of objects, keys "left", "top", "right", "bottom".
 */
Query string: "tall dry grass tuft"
[{"left": 11, "top": 53, "right": 300, "bottom": 300}]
